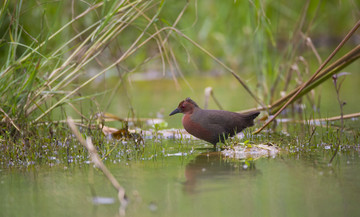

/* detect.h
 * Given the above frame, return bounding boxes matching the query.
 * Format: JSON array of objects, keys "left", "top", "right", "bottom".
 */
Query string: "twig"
[
  {"left": 67, "top": 117, "right": 128, "bottom": 216},
  {"left": 67, "top": 102, "right": 89, "bottom": 122},
  {"left": 304, "top": 112, "right": 360, "bottom": 123},
  {"left": 0, "top": 107, "right": 22, "bottom": 134},
  {"left": 329, "top": 129, "right": 341, "bottom": 164},
  {"left": 329, "top": 74, "right": 346, "bottom": 164},
  {"left": 307, "top": 126, "right": 316, "bottom": 144}
]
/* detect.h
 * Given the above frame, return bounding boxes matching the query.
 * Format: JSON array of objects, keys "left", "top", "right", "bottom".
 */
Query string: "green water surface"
[{"left": 1, "top": 149, "right": 360, "bottom": 217}]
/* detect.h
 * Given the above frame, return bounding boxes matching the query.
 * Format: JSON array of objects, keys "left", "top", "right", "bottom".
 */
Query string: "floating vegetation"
[{"left": 222, "top": 143, "right": 281, "bottom": 160}]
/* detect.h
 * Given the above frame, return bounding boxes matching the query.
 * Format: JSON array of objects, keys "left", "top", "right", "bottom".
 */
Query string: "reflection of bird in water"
[{"left": 184, "top": 152, "right": 258, "bottom": 194}]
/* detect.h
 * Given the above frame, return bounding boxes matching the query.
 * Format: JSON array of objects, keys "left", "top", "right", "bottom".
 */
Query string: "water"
[{"left": 1, "top": 150, "right": 360, "bottom": 217}]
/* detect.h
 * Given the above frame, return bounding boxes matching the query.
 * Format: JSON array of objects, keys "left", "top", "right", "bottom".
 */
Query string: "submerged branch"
[{"left": 67, "top": 117, "right": 128, "bottom": 216}]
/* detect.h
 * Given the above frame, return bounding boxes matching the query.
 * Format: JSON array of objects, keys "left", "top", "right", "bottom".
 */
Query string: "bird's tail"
[{"left": 243, "top": 111, "right": 260, "bottom": 127}]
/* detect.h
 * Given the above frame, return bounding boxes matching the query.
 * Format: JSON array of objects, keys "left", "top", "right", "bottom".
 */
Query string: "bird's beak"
[{"left": 169, "top": 108, "right": 181, "bottom": 116}]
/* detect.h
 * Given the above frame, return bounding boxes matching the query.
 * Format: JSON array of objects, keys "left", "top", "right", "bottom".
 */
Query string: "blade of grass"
[
  {"left": 1, "top": 2, "right": 104, "bottom": 77},
  {"left": 27, "top": 1, "right": 146, "bottom": 116},
  {"left": 34, "top": 0, "right": 166, "bottom": 122}
]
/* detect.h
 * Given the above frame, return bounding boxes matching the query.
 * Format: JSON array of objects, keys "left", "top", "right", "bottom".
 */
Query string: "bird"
[{"left": 169, "top": 97, "right": 260, "bottom": 146}]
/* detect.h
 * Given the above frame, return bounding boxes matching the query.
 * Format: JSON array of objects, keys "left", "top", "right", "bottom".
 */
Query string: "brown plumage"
[{"left": 169, "top": 97, "right": 260, "bottom": 145}]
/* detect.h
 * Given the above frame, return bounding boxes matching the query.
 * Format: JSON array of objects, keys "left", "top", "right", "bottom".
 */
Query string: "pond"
[
  {"left": 1, "top": 1, "right": 360, "bottom": 216},
  {"left": 1, "top": 142, "right": 360, "bottom": 217},
  {"left": 1, "top": 72, "right": 360, "bottom": 217}
]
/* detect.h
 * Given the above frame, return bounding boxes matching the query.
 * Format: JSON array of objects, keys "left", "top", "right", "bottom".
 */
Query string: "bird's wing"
[{"left": 192, "top": 110, "right": 242, "bottom": 134}]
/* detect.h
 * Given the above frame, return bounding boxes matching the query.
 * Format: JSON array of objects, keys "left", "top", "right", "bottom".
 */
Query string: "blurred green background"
[{"left": 1, "top": 0, "right": 359, "bottom": 128}]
